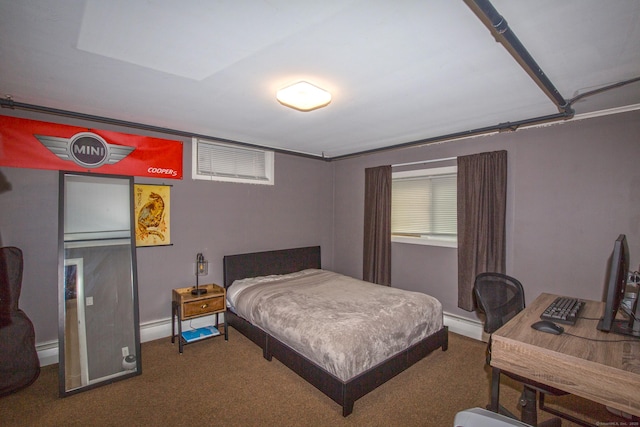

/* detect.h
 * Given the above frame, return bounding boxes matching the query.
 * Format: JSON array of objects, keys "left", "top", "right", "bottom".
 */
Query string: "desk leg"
[
  {"left": 521, "top": 385, "right": 538, "bottom": 426},
  {"left": 490, "top": 367, "right": 500, "bottom": 413}
]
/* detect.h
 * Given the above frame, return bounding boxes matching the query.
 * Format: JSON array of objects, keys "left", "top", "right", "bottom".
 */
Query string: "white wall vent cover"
[{"left": 192, "top": 138, "right": 274, "bottom": 185}]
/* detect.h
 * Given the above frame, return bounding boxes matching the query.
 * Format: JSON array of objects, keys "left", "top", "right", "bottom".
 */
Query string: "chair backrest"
[{"left": 473, "top": 272, "right": 525, "bottom": 334}]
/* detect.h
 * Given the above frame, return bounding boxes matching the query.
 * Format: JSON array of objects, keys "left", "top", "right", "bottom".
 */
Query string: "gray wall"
[
  {"left": 0, "top": 111, "right": 335, "bottom": 344},
  {"left": 2, "top": 109, "right": 639, "bottom": 344},
  {"left": 331, "top": 110, "right": 640, "bottom": 321}
]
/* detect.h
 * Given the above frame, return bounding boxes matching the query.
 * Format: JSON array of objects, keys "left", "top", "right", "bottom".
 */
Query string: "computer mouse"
[{"left": 531, "top": 320, "right": 564, "bottom": 335}]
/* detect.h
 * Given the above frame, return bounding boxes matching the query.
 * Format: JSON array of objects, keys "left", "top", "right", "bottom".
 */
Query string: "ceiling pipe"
[
  {"left": 329, "top": 111, "right": 570, "bottom": 161},
  {"left": 464, "top": 0, "right": 574, "bottom": 117}
]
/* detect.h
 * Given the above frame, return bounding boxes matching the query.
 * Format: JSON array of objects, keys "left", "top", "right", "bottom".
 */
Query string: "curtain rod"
[{"left": 392, "top": 157, "right": 456, "bottom": 168}]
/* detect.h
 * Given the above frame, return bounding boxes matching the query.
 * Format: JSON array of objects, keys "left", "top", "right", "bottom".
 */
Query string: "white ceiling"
[{"left": 1, "top": 0, "right": 639, "bottom": 159}]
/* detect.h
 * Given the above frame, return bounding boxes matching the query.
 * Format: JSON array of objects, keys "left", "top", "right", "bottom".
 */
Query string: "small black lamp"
[{"left": 192, "top": 252, "right": 208, "bottom": 295}]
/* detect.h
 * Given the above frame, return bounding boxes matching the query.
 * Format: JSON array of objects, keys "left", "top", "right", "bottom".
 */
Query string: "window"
[
  {"left": 192, "top": 138, "right": 274, "bottom": 185},
  {"left": 392, "top": 166, "right": 457, "bottom": 247}
]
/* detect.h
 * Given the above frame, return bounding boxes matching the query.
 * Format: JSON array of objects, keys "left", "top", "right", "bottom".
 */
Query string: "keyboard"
[{"left": 540, "top": 296, "right": 585, "bottom": 325}]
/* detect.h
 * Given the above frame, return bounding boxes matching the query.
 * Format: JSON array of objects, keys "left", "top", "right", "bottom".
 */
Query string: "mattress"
[{"left": 227, "top": 269, "right": 443, "bottom": 381}]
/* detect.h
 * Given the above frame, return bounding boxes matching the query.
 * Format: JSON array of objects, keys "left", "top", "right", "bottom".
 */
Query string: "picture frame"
[{"left": 134, "top": 184, "right": 171, "bottom": 247}]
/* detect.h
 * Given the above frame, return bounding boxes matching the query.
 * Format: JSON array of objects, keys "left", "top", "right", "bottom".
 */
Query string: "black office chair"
[{"left": 474, "top": 272, "right": 594, "bottom": 427}]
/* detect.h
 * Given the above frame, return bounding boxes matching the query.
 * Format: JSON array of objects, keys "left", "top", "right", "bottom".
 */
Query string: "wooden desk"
[{"left": 491, "top": 293, "right": 640, "bottom": 418}]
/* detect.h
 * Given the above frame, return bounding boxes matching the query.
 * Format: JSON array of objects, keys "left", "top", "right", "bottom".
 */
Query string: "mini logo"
[
  {"left": 35, "top": 132, "right": 135, "bottom": 168},
  {"left": 69, "top": 132, "right": 109, "bottom": 168}
]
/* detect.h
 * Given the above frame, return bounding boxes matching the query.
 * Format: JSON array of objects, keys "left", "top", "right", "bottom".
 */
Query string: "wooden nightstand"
[{"left": 171, "top": 283, "right": 228, "bottom": 353}]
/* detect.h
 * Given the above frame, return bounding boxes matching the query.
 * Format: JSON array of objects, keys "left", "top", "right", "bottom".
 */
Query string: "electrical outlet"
[
  {"left": 86, "top": 296, "right": 93, "bottom": 306},
  {"left": 122, "top": 346, "right": 129, "bottom": 357}
]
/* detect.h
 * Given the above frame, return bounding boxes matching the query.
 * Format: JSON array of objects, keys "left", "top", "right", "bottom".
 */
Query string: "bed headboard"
[{"left": 223, "top": 246, "right": 321, "bottom": 288}]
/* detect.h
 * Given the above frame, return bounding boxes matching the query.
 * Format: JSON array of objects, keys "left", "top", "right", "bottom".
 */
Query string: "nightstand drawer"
[{"left": 182, "top": 296, "right": 224, "bottom": 318}]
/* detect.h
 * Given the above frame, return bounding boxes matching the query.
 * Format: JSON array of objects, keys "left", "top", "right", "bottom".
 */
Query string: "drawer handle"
[{"left": 201, "top": 303, "right": 208, "bottom": 309}]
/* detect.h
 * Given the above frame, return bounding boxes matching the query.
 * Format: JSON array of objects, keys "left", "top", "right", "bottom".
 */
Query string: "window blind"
[
  {"left": 192, "top": 139, "right": 274, "bottom": 185},
  {"left": 392, "top": 173, "right": 457, "bottom": 237}
]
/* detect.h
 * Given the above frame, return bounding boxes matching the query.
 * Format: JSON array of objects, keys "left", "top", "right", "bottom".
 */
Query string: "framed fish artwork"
[{"left": 134, "top": 184, "right": 171, "bottom": 247}]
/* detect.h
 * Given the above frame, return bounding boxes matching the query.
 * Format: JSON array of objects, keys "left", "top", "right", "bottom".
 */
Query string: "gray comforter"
[{"left": 228, "top": 269, "right": 443, "bottom": 381}]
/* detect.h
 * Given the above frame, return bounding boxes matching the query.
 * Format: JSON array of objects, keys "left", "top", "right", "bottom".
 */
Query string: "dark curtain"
[
  {"left": 457, "top": 150, "right": 507, "bottom": 311},
  {"left": 363, "top": 165, "right": 392, "bottom": 286}
]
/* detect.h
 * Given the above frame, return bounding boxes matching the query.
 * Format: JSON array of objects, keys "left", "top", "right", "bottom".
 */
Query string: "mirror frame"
[{"left": 58, "top": 171, "right": 141, "bottom": 396}]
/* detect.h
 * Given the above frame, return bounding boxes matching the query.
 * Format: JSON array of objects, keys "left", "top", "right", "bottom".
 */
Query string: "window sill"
[{"left": 391, "top": 236, "right": 458, "bottom": 248}]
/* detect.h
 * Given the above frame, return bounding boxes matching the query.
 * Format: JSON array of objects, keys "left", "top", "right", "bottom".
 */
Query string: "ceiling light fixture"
[{"left": 276, "top": 81, "right": 331, "bottom": 112}]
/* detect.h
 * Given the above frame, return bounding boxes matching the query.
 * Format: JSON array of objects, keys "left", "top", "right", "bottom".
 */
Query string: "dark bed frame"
[{"left": 223, "top": 246, "right": 448, "bottom": 416}]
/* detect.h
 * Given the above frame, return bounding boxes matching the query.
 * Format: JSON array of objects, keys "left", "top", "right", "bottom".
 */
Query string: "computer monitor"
[{"left": 597, "top": 234, "right": 640, "bottom": 338}]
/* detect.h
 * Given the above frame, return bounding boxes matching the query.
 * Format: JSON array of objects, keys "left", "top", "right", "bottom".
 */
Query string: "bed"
[{"left": 223, "top": 246, "right": 448, "bottom": 416}]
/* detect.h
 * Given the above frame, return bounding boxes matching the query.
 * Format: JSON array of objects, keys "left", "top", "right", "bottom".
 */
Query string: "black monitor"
[{"left": 597, "top": 234, "right": 640, "bottom": 338}]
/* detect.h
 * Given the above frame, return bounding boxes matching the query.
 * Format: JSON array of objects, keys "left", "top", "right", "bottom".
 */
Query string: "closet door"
[{"left": 58, "top": 172, "right": 141, "bottom": 396}]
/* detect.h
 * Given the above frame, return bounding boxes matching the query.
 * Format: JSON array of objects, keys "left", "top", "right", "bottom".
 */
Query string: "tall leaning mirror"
[{"left": 58, "top": 171, "right": 141, "bottom": 396}]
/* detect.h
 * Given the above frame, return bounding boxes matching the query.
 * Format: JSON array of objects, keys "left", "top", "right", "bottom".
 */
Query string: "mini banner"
[
  {"left": 134, "top": 184, "right": 171, "bottom": 247},
  {"left": 0, "top": 116, "right": 183, "bottom": 179}
]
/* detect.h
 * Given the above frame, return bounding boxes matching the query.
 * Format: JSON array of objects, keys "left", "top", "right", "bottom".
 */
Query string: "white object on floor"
[{"left": 454, "top": 408, "right": 532, "bottom": 427}]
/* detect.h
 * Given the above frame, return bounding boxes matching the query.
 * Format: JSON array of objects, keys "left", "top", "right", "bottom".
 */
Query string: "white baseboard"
[
  {"left": 139, "top": 317, "right": 174, "bottom": 343},
  {"left": 443, "top": 312, "right": 486, "bottom": 341},
  {"left": 36, "top": 340, "right": 60, "bottom": 367},
  {"left": 38, "top": 312, "right": 484, "bottom": 366},
  {"left": 37, "top": 314, "right": 220, "bottom": 366}
]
